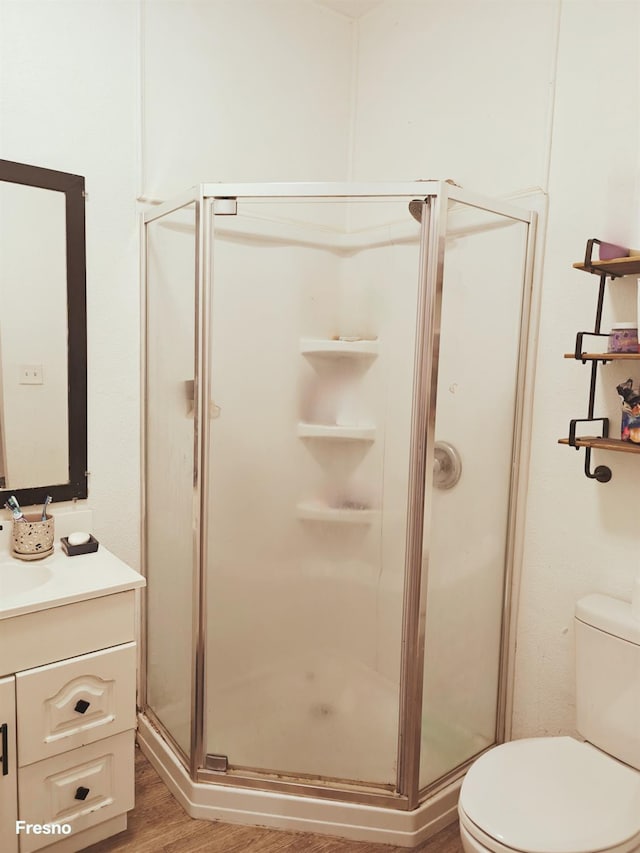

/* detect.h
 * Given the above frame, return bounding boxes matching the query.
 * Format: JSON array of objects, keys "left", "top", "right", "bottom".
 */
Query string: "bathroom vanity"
[{"left": 0, "top": 537, "right": 145, "bottom": 853}]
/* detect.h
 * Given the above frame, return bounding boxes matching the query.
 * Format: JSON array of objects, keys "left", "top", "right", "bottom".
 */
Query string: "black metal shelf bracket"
[
  {"left": 571, "top": 270, "right": 614, "bottom": 482},
  {"left": 568, "top": 418, "right": 612, "bottom": 483},
  {"left": 566, "top": 240, "right": 640, "bottom": 483},
  {"left": 568, "top": 417, "right": 609, "bottom": 446},
  {"left": 584, "top": 447, "right": 612, "bottom": 483},
  {"left": 573, "top": 331, "right": 611, "bottom": 363},
  {"left": 583, "top": 239, "right": 624, "bottom": 278}
]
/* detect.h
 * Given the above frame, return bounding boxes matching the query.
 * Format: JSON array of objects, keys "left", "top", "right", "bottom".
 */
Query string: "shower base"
[
  {"left": 206, "top": 651, "right": 400, "bottom": 783},
  {"left": 203, "top": 651, "right": 487, "bottom": 787},
  {"left": 137, "top": 714, "right": 461, "bottom": 847}
]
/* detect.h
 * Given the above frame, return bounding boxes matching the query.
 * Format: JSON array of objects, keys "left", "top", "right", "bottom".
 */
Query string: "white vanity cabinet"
[
  {"left": 1, "top": 675, "right": 18, "bottom": 853},
  {"left": 0, "top": 545, "right": 145, "bottom": 853}
]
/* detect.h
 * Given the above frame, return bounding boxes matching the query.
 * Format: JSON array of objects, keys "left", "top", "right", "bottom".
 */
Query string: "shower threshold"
[{"left": 137, "top": 713, "right": 461, "bottom": 848}]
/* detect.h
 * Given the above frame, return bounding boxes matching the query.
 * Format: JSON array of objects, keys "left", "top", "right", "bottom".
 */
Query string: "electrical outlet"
[{"left": 19, "top": 364, "right": 43, "bottom": 385}]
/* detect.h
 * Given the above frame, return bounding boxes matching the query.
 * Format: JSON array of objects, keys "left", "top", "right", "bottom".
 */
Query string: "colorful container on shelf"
[
  {"left": 617, "top": 379, "right": 640, "bottom": 443},
  {"left": 608, "top": 323, "right": 639, "bottom": 354}
]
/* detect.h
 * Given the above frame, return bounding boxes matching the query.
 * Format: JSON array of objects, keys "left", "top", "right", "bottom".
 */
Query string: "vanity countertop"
[{"left": 0, "top": 543, "right": 145, "bottom": 620}]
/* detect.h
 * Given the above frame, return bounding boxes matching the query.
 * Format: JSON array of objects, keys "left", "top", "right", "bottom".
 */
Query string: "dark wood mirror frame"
[{"left": 0, "top": 159, "right": 87, "bottom": 507}]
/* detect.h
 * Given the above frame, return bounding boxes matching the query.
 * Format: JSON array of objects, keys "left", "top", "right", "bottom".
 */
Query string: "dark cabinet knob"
[
  {"left": 74, "top": 786, "right": 90, "bottom": 801},
  {"left": 74, "top": 700, "right": 90, "bottom": 714}
]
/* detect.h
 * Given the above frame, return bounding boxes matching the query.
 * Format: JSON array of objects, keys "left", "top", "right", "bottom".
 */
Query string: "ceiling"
[{"left": 314, "top": 0, "right": 385, "bottom": 19}]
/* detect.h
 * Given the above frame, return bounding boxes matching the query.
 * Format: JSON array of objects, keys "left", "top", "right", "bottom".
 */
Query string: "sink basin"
[
  {"left": 0, "top": 540, "right": 145, "bottom": 621},
  {"left": 0, "top": 564, "right": 54, "bottom": 597}
]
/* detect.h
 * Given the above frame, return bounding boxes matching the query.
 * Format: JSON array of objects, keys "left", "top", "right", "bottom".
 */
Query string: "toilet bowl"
[
  {"left": 457, "top": 594, "right": 640, "bottom": 853},
  {"left": 458, "top": 736, "right": 640, "bottom": 853}
]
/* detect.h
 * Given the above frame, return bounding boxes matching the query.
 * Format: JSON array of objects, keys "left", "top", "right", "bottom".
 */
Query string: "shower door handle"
[{"left": 433, "top": 441, "right": 461, "bottom": 489}]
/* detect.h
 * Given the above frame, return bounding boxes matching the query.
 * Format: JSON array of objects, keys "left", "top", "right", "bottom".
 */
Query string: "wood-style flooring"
[{"left": 84, "top": 747, "right": 464, "bottom": 853}]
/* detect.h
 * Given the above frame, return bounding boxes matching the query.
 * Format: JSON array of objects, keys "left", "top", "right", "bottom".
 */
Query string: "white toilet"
[{"left": 458, "top": 593, "right": 640, "bottom": 853}]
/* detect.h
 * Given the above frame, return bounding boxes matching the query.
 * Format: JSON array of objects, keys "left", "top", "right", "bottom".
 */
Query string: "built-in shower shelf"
[
  {"left": 297, "top": 501, "right": 377, "bottom": 524},
  {"left": 300, "top": 338, "right": 379, "bottom": 359},
  {"left": 297, "top": 423, "right": 376, "bottom": 441}
]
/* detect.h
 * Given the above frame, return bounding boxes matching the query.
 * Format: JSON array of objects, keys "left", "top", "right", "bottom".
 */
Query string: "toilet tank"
[{"left": 575, "top": 593, "right": 640, "bottom": 770}]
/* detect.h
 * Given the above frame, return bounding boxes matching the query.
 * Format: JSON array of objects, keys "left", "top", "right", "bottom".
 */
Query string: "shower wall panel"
[
  {"left": 343, "top": 242, "right": 420, "bottom": 684},
  {"left": 145, "top": 203, "right": 197, "bottom": 760},
  {"left": 419, "top": 203, "right": 529, "bottom": 788}
]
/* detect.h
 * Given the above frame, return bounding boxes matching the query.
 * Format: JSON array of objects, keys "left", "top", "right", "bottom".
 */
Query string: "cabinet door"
[{"left": 0, "top": 675, "right": 18, "bottom": 853}]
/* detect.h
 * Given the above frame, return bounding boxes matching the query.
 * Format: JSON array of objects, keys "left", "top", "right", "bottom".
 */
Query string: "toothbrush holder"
[{"left": 11, "top": 513, "right": 55, "bottom": 561}]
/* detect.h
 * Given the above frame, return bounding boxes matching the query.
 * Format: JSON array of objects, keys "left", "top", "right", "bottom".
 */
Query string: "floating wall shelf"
[
  {"left": 561, "top": 238, "right": 640, "bottom": 482},
  {"left": 572, "top": 256, "right": 640, "bottom": 277},
  {"left": 564, "top": 352, "right": 640, "bottom": 361},
  {"left": 297, "top": 423, "right": 376, "bottom": 441},
  {"left": 558, "top": 436, "right": 640, "bottom": 455}
]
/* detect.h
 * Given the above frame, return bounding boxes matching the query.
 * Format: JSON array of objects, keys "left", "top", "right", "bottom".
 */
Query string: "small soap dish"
[{"left": 61, "top": 535, "right": 99, "bottom": 557}]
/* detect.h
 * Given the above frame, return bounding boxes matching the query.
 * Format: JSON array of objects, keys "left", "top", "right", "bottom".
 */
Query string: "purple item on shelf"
[
  {"left": 608, "top": 323, "right": 638, "bottom": 353},
  {"left": 598, "top": 241, "right": 630, "bottom": 260}
]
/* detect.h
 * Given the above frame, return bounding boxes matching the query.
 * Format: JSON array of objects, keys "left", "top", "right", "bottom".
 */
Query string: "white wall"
[
  {"left": 141, "top": 0, "right": 354, "bottom": 197},
  {"left": 511, "top": 0, "right": 640, "bottom": 738},
  {"left": 350, "top": 0, "right": 558, "bottom": 193},
  {"left": 0, "top": 0, "right": 140, "bottom": 565},
  {"left": 352, "top": 0, "right": 640, "bottom": 739}
]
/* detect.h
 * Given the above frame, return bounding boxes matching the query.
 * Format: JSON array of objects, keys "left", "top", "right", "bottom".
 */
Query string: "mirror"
[{"left": 0, "top": 159, "right": 87, "bottom": 506}]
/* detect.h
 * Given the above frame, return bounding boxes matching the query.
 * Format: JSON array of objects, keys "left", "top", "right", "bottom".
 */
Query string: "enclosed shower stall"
[{"left": 139, "top": 182, "right": 537, "bottom": 846}]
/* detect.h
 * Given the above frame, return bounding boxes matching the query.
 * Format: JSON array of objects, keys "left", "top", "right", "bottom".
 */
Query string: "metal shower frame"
[{"left": 140, "top": 180, "right": 538, "bottom": 811}]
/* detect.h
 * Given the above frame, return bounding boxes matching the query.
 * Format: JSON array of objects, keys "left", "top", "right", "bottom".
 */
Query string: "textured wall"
[
  {"left": 351, "top": 0, "right": 640, "bottom": 737},
  {"left": 0, "top": 0, "right": 140, "bottom": 565}
]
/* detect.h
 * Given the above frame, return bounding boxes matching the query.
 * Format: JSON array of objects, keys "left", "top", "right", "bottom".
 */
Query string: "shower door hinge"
[
  {"left": 205, "top": 753, "right": 229, "bottom": 772},
  {"left": 212, "top": 197, "right": 237, "bottom": 215}
]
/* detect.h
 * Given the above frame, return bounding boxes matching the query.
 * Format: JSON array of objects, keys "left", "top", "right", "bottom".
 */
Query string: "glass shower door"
[
  {"left": 203, "top": 197, "right": 424, "bottom": 788},
  {"left": 418, "top": 197, "right": 532, "bottom": 789}
]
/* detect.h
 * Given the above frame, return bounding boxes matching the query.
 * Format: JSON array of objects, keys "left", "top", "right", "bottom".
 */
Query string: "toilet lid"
[{"left": 459, "top": 737, "right": 640, "bottom": 853}]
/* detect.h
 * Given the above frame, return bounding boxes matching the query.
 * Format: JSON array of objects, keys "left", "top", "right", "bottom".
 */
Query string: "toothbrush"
[
  {"left": 5, "top": 495, "right": 25, "bottom": 522},
  {"left": 41, "top": 495, "right": 52, "bottom": 521}
]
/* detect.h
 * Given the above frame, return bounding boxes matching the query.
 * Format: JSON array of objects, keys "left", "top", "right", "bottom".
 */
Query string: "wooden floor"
[{"left": 84, "top": 747, "right": 463, "bottom": 853}]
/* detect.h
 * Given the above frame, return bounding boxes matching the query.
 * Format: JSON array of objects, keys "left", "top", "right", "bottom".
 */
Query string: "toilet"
[{"left": 458, "top": 593, "right": 640, "bottom": 853}]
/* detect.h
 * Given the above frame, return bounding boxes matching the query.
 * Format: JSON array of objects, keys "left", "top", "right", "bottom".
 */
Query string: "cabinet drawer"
[
  {"left": 16, "top": 643, "right": 136, "bottom": 766},
  {"left": 18, "top": 730, "right": 134, "bottom": 853},
  {"left": 0, "top": 591, "right": 136, "bottom": 676}
]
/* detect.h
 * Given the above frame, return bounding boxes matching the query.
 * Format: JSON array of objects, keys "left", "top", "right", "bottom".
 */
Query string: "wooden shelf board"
[
  {"left": 564, "top": 352, "right": 640, "bottom": 360},
  {"left": 573, "top": 255, "right": 640, "bottom": 276},
  {"left": 559, "top": 436, "right": 640, "bottom": 454}
]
